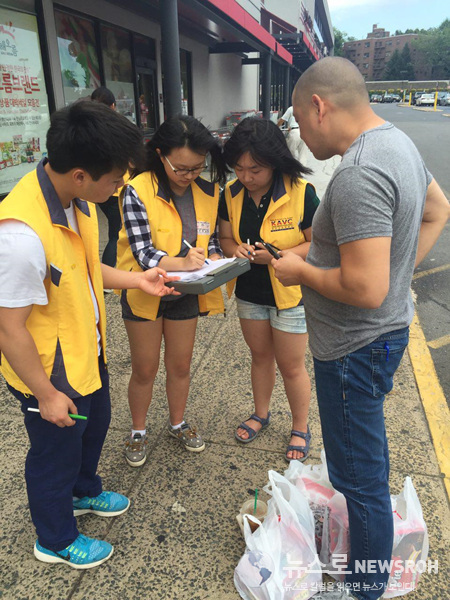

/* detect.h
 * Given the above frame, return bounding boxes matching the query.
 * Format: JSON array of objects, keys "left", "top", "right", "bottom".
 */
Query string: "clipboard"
[{"left": 168, "top": 258, "right": 250, "bottom": 294}]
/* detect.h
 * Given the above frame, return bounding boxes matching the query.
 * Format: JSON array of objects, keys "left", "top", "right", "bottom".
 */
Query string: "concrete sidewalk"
[{"left": 0, "top": 155, "right": 448, "bottom": 599}]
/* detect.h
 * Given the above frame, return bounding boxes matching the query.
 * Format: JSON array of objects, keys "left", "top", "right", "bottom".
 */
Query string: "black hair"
[
  {"left": 91, "top": 86, "right": 116, "bottom": 107},
  {"left": 223, "top": 117, "right": 312, "bottom": 182},
  {"left": 133, "top": 115, "right": 229, "bottom": 197},
  {"left": 46, "top": 101, "right": 144, "bottom": 180}
]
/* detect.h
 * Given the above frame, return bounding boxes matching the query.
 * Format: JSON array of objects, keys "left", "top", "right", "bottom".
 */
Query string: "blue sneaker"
[
  {"left": 73, "top": 491, "right": 130, "bottom": 517},
  {"left": 34, "top": 534, "right": 113, "bottom": 569}
]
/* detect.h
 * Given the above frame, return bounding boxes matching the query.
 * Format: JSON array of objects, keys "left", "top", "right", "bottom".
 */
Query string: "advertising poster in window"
[
  {"left": 0, "top": 9, "right": 50, "bottom": 195},
  {"left": 101, "top": 24, "right": 136, "bottom": 124},
  {"left": 55, "top": 10, "right": 101, "bottom": 106}
]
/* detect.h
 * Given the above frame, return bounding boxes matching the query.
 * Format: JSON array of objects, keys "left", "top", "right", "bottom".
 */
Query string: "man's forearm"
[
  {"left": 297, "top": 261, "right": 385, "bottom": 309},
  {"left": 416, "top": 179, "right": 450, "bottom": 267},
  {"left": 415, "top": 219, "right": 448, "bottom": 267},
  {"left": 101, "top": 263, "right": 162, "bottom": 288},
  {"left": 0, "top": 326, "right": 57, "bottom": 401}
]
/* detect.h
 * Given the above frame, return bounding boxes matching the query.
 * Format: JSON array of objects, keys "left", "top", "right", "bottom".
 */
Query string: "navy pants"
[
  {"left": 314, "top": 327, "right": 409, "bottom": 600},
  {"left": 9, "top": 358, "right": 111, "bottom": 552}
]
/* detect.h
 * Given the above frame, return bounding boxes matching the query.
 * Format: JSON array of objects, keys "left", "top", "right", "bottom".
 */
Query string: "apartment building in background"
[{"left": 343, "top": 24, "right": 431, "bottom": 81}]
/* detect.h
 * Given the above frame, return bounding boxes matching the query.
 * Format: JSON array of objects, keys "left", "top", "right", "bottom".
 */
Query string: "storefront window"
[
  {"left": 100, "top": 24, "right": 136, "bottom": 124},
  {"left": 134, "top": 34, "right": 158, "bottom": 133},
  {"left": 55, "top": 10, "right": 100, "bottom": 105},
  {"left": 0, "top": 7, "right": 50, "bottom": 195}
]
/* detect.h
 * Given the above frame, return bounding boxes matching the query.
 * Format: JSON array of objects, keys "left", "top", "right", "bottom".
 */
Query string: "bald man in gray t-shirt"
[
  {"left": 273, "top": 58, "right": 449, "bottom": 600},
  {"left": 303, "top": 121, "right": 432, "bottom": 360}
]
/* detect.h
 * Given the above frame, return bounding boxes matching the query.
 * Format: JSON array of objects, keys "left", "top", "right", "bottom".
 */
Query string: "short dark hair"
[
  {"left": 134, "top": 115, "right": 229, "bottom": 197},
  {"left": 223, "top": 117, "right": 311, "bottom": 182},
  {"left": 47, "top": 101, "right": 143, "bottom": 180},
  {"left": 91, "top": 86, "right": 116, "bottom": 107}
]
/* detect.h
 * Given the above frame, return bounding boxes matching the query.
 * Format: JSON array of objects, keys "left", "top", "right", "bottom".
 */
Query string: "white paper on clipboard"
[{"left": 165, "top": 257, "right": 237, "bottom": 282}]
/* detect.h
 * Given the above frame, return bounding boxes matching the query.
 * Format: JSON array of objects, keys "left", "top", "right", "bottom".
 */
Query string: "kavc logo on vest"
[{"left": 270, "top": 217, "right": 294, "bottom": 232}]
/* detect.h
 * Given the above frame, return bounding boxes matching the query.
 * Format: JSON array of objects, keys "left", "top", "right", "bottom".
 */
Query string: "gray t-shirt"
[
  {"left": 302, "top": 122, "right": 432, "bottom": 360},
  {"left": 161, "top": 186, "right": 196, "bottom": 302}
]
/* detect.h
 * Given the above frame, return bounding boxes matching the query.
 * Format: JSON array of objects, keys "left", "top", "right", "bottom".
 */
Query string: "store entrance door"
[{"left": 137, "top": 68, "right": 159, "bottom": 137}]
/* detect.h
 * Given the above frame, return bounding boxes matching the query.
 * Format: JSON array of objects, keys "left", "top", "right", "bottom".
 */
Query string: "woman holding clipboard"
[
  {"left": 116, "top": 116, "right": 227, "bottom": 466},
  {"left": 219, "top": 117, "right": 319, "bottom": 461}
]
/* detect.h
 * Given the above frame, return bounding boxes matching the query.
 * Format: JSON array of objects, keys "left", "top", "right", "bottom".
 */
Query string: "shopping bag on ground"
[
  {"left": 320, "top": 491, "right": 349, "bottom": 580},
  {"left": 235, "top": 471, "right": 321, "bottom": 599},
  {"left": 383, "top": 477, "right": 429, "bottom": 598},
  {"left": 284, "top": 450, "right": 338, "bottom": 553},
  {"left": 313, "top": 474, "right": 429, "bottom": 596},
  {"left": 234, "top": 515, "right": 283, "bottom": 600}
]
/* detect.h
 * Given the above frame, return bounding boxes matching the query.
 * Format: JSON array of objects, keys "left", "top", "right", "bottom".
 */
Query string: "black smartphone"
[{"left": 258, "top": 240, "right": 281, "bottom": 260}]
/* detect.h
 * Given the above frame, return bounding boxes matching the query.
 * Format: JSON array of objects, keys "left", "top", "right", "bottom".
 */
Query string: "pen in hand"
[
  {"left": 183, "top": 239, "right": 209, "bottom": 264},
  {"left": 27, "top": 407, "right": 87, "bottom": 421},
  {"left": 247, "top": 238, "right": 254, "bottom": 260}
]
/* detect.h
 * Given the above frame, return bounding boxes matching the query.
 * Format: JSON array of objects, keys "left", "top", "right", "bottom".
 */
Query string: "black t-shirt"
[{"left": 219, "top": 180, "right": 320, "bottom": 306}]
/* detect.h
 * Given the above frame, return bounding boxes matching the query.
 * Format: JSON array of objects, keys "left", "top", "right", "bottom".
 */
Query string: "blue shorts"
[{"left": 235, "top": 298, "right": 307, "bottom": 334}]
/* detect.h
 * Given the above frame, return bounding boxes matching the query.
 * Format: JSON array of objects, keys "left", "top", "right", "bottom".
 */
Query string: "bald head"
[{"left": 293, "top": 57, "right": 369, "bottom": 110}]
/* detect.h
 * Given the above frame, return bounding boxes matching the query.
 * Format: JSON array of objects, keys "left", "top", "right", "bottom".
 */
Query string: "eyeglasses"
[{"left": 163, "top": 155, "right": 206, "bottom": 176}]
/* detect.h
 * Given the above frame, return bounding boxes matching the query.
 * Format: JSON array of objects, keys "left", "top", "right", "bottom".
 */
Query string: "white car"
[{"left": 416, "top": 93, "right": 435, "bottom": 106}]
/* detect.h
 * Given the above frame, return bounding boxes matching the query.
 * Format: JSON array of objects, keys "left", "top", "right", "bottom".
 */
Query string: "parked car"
[
  {"left": 416, "top": 93, "right": 435, "bottom": 106},
  {"left": 391, "top": 94, "right": 401, "bottom": 102},
  {"left": 382, "top": 94, "right": 396, "bottom": 103},
  {"left": 371, "top": 94, "right": 382, "bottom": 102},
  {"left": 411, "top": 92, "right": 425, "bottom": 105},
  {"left": 437, "top": 92, "right": 450, "bottom": 106}
]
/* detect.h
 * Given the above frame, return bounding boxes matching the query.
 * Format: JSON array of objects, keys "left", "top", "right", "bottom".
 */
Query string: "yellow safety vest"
[
  {"left": 116, "top": 172, "right": 224, "bottom": 320},
  {"left": 224, "top": 174, "right": 309, "bottom": 310},
  {"left": 0, "top": 162, "right": 107, "bottom": 397}
]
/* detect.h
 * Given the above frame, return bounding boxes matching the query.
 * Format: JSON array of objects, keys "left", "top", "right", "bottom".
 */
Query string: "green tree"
[
  {"left": 413, "top": 19, "right": 450, "bottom": 78},
  {"left": 400, "top": 44, "right": 415, "bottom": 79},
  {"left": 384, "top": 49, "right": 403, "bottom": 79},
  {"left": 333, "top": 27, "right": 355, "bottom": 57}
]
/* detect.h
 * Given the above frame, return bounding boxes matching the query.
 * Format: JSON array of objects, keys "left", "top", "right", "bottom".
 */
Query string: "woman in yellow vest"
[
  {"left": 219, "top": 117, "right": 319, "bottom": 462},
  {"left": 116, "top": 116, "right": 228, "bottom": 466}
]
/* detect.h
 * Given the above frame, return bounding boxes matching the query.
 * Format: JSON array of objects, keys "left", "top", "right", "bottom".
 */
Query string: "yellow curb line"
[
  {"left": 408, "top": 312, "right": 450, "bottom": 499},
  {"left": 412, "top": 264, "right": 450, "bottom": 280},
  {"left": 428, "top": 334, "right": 450, "bottom": 350}
]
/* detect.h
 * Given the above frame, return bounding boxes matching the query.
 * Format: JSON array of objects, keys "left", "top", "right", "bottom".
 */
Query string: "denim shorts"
[
  {"left": 235, "top": 297, "right": 307, "bottom": 334},
  {"left": 121, "top": 291, "right": 199, "bottom": 322}
]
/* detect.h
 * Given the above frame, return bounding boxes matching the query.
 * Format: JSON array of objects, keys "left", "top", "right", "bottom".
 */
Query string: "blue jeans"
[
  {"left": 313, "top": 327, "right": 409, "bottom": 600},
  {"left": 8, "top": 357, "right": 111, "bottom": 552}
]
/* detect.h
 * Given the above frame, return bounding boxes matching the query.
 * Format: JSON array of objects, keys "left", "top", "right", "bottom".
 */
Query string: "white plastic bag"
[
  {"left": 310, "top": 474, "right": 429, "bottom": 597},
  {"left": 320, "top": 491, "right": 349, "bottom": 580},
  {"left": 383, "top": 477, "right": 429, "bottom": 598},
  {"left": 284, "top": 450, "right": 339, "bottom": 553},
  {"left": 235, "top": 471, "right": 321, "bottom": 599}
]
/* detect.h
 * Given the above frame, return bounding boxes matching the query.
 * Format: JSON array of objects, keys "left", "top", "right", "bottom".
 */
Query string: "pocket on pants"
[{"left": 371, "top": 342, "right": 407, "bottom": 398}]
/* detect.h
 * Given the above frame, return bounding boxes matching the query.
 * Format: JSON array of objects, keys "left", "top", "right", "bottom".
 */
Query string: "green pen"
[{"left": 27, "top": 407, "right": 87, "bottom": 420}]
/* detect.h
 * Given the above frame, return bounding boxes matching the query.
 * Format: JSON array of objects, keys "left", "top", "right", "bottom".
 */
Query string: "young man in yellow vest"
[{"left": 0, "top": 101, "right": 178, "bottom": 569}]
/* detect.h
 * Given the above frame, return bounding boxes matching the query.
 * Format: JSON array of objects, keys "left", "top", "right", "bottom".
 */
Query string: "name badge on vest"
[{"left": 197, "top": 221, "right": 210, "bottom": 236}]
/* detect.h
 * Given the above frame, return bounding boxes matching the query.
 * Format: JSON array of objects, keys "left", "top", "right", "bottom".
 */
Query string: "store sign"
[{"left": 0, "top": 9, "right": 50, "bottom": 195}]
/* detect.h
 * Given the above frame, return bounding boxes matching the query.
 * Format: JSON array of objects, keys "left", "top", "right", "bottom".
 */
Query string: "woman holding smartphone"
[
  {"left": 219, "top": 117, "right": 319, "bottom": 461},
  {"left": 116, "top": 115, "right": 227, "bottom": 466}
]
